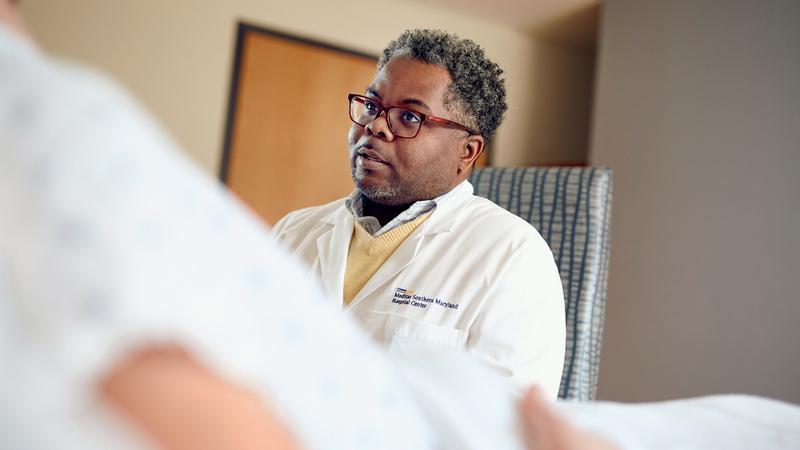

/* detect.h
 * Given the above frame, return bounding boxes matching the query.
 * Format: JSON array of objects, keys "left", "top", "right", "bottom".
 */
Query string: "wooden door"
[{"left": 221, "top": 23, "right": 377, "bottom": 224}]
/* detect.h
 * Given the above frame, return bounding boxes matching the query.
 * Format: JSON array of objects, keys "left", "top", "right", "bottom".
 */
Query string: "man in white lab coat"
[{"left": 272, "top": 29, "right": 566, "bottom": 393}]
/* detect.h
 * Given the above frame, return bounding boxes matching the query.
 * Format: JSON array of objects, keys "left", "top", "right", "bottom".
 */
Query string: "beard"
[
  {"left": 349, "top": 153, "right": 452, "bottom": 206},
  {"left": 351, "top": 164, "right": 402, "bottom": 204}
]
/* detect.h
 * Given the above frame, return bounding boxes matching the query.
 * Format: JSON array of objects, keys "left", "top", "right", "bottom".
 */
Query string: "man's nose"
[{"left": 364, "top": 112, "right": 395, "bottom": 141}]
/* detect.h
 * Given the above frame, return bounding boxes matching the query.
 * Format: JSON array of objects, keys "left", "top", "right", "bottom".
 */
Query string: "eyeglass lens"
[{"left": 350, "top": 96, "right": 423, "bottom": 138}]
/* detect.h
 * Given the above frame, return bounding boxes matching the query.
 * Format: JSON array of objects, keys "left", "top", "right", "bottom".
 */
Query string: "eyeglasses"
[{"left": 348, "top": 94, "right": 476, "bottom": 139}]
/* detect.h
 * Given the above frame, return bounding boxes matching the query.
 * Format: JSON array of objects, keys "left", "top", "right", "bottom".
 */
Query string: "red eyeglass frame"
[{"left": 348, "top": 93, "right": 477, "bottom": 138}]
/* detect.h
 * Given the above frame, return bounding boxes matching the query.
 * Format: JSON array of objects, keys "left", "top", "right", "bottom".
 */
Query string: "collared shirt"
[{"left": 345, "top": 180, "right": 473, "bottom": 237}]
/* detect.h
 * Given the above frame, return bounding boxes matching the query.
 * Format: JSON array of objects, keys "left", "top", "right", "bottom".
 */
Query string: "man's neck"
[{"left": 362, "top": 196, "right": 413, "bottom": 227}]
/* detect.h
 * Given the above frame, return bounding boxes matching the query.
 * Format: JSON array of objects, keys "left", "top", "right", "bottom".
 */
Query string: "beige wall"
[
  {"left": 525, "top": 38, "right": 595, "bottom": 165},
  {"left": 20, "top": 0, "right": 594, "bottom": 173},
  {"left": 591, "top": 0, "right": 800, "bottom": 403}
]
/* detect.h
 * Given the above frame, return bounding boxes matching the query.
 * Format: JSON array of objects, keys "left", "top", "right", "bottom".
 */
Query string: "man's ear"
[{"left": 457, "top": 135, "right": 485, "bottom": 175}]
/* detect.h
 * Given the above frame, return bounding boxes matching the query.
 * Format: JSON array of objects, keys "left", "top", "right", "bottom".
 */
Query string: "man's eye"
[
  {"left": 364, "top": 100, "right": 379, "bottom": 114},
  {"left": 400, "top": 110, "right": 421, "bottom": 123}
]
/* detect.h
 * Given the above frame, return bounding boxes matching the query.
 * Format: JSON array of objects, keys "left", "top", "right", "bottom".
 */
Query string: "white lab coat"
[{"left": 272, "top": 182, "right": 566, "bottom": 393}]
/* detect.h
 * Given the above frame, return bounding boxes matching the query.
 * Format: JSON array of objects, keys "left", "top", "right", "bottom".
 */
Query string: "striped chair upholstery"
[{"left": 469, "top": 167, "right": 613, "bottom": 401}]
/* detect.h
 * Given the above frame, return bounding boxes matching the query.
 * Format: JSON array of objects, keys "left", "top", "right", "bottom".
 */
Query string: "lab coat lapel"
[
  {"left": 315, "top": 207, "right": 353, "bottom": 304},
  {"left": 421, "top": 180, "right": 474, "bottom": 235}
]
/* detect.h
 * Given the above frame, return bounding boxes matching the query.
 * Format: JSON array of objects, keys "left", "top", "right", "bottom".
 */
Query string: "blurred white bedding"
[{"left": 559, "top": 394, "right": 800, "bottom": 450}]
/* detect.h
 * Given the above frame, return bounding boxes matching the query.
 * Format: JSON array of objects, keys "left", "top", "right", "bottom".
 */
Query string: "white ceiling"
[{"left": 423, "top": 0, "right": 600, "bottom": 48}]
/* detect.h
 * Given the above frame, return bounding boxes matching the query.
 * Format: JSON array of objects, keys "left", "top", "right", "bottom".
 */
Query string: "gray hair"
[{"left": 378, "top": 29, "right": 507, "bottom": 144}]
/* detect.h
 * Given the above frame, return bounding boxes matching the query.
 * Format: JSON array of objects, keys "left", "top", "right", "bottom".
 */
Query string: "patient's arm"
[
  {"left": 519, "top": 386, "right": 620, "bottom": 450},
  {"left": 100, "top": 346, "right": 301, "bottom": 450}
]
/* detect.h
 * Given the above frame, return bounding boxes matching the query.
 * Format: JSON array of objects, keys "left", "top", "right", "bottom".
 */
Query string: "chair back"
[{"left": 469, "top": 166, "right": 613, "bottom": 400}]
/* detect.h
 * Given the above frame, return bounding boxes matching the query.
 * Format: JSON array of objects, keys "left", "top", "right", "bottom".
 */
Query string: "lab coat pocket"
[{"left": 369, "top": 311, "right": 464, "bottom": 350}]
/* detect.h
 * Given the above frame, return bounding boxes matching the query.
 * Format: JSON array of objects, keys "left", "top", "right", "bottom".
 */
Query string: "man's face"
[{"left": 348, "top": 57, "right": 468, "bottom": 205}]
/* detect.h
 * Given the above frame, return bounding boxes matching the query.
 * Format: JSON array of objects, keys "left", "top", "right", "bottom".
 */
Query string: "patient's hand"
[
  {"left": 519, "top": 386, "right": 620, "bottom": 450},
  {"left": 100, "top": 346, "right": 301, "bottom": 450}
]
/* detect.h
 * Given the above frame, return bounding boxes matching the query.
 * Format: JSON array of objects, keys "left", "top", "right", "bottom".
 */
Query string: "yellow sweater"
[{"left": 343, "top": 213, "right": 432, "bottom": 306}]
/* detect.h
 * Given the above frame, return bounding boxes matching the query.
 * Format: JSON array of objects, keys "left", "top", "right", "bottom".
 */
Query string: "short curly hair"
[{"left": 378, "top": 29, "right": 507, "bottom": 144}]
